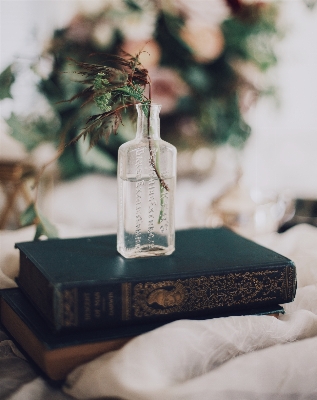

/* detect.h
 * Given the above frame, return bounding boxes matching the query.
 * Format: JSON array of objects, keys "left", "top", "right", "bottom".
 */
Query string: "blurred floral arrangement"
[{"left": 1, "top": 0, "right": 282, "bottom": 180}]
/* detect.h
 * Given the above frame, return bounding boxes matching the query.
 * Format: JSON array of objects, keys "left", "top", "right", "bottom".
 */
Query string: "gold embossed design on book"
[
  {"left": 62, "top": 288, "right": 78, "bottom": 327},
  {"left": 132, "top": 267, "right": 292, "bottom": 318},
  {"left": 122, "top": 283, "right": 132, "bottom": 321}
]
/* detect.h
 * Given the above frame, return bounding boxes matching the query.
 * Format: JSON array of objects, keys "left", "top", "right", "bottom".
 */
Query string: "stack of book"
[{"left": 0, "top": 228, "right": 296, "bottom": 380}]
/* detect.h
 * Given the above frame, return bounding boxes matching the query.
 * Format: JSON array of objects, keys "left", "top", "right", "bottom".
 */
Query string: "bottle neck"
[{"left": 136, "top": 104, "right": 161, "bottom": 140}]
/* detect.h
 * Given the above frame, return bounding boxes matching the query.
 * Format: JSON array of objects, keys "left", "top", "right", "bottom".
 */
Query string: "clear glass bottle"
[{"left": 117, "top": 103, "right": 177, "bottom": 258}]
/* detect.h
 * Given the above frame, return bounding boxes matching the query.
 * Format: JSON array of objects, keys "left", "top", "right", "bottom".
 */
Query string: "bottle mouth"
[
  {"left": 136, "top": 103, "right": 161, "bottom": 118},
  {"left": 136, "top": 103, "right": 161, "bottom": 110}
]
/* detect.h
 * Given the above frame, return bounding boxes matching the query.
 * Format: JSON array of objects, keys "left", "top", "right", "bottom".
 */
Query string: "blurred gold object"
[
  {"left": 0, "top": 161, "right": 36, "bottom": 229},
  {"left": 206, "top": 180, "right": 291, "bottom": 238},
  {"left": 177, "top": 147, "right": 217, "bottom": 180}
]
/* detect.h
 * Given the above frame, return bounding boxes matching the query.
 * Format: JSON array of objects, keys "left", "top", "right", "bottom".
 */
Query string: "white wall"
[
  {"left": 243, "top": 1, "right": 317, "bottom": 198},
  {"left": 0, "top": 1, "right": 78, "bottom": 71}
]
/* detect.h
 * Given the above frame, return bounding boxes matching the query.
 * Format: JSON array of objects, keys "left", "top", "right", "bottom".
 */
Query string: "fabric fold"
[{"left": 65, "top": 301, "right": 317, "bottom": 399}]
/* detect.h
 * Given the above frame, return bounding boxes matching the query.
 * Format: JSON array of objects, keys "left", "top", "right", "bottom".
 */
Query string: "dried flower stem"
[{"left": 146, "top": 80, "right": 169, "bottom": 191}]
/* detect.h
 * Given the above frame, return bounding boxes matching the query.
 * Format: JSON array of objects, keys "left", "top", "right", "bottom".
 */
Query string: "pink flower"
[
  {"left": 148, "top": 67, "right": 189, "bottom": 115},
  {"left": 170, "top": 0, "right": 230, "bottom": 27},
  {"left": 180, "top": 20, "right": 225, "bottom": 64},
  {"left": 65, "top": 15, "right": 93, "bottom": 44}
]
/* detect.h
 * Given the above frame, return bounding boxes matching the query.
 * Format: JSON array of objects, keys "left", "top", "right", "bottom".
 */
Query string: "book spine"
[
  {"left": 49, "top": 262, "right": 296, "bottom": 332},
  {"left": 18, "top": 248, "right": 296, "bottom": 332},
  {"left": 17, "top": 252, "right": 56, "bottom": 328}
]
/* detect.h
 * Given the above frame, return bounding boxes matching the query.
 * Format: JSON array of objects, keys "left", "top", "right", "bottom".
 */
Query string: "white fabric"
[
  {"left": 64, "top": 310, "right": 317, "bottom": 400},
  {"left": 62, "top": 224, "right": 317, "bottom": 400},
  {"left": 0, "top": 226, "right": 36, "bottom": 289}
]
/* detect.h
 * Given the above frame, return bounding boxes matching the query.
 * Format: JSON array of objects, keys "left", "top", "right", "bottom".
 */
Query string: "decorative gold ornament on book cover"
[
  {"left": 62, "top": 288, "right": 79, "bottom": 327},
  {"left": 132, "top": 267, "right": 293, "bottom": 318}
]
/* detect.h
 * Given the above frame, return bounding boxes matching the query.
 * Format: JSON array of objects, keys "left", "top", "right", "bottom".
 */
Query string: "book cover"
[
  {"left": 0, "top": 288, "right": 284, "bottom": 380},
  {"left": 16, "top": 227, "right": 296, "bottom": 332}
]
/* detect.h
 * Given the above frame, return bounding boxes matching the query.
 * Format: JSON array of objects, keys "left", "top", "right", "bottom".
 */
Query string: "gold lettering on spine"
[
  {"left": 83, "top": 292, "right": 91, "bottom": 321},
  {"left": 122, "top": 283, "right": 132, "bottom": 321},
  {"left": 94, "top": 291, "right": 101, "bottom": 318},
  {"left": 108, "top": 292, "right": 114, "bottom": 316}
]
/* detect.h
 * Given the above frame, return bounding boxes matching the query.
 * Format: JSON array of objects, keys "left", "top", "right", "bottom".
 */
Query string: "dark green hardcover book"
[
  {"left": 15, "top": 227, "right": 296, "bottom": 333},
  {"left": 0, "top": 288, "right": 284, "bottom": 380}
]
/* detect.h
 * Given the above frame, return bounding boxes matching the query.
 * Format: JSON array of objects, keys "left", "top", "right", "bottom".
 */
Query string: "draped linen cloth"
[{"left": 1, "top": 224, "right": 317, "bottom": 399}]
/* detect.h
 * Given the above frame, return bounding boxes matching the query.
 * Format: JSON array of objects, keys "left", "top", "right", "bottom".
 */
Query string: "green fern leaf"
[{"left": 115, "top": 84, "right": 145, "bottom": 103}]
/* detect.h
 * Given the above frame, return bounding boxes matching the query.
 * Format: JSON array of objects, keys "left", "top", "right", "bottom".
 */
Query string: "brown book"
[{"left": 0, "top": 288, "right": 284, "bottom": 381}]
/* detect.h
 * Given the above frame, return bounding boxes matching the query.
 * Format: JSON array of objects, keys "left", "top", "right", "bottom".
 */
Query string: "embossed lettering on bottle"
[
  {"left": 147, "top": 147, "right": 157, "bottom": 249},
  {"left": 135, "top": 147, "right": 144, "bottom": 251}
]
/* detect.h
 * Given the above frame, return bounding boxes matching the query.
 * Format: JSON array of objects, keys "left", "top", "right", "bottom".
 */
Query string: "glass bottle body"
[{"left": 117, "top": 104, "right": 177, "bottom": 258}]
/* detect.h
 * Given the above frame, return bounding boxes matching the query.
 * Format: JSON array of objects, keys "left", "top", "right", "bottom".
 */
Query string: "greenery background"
[{"left": 0, "top": 0, "right": 282, "bottom": 180}]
